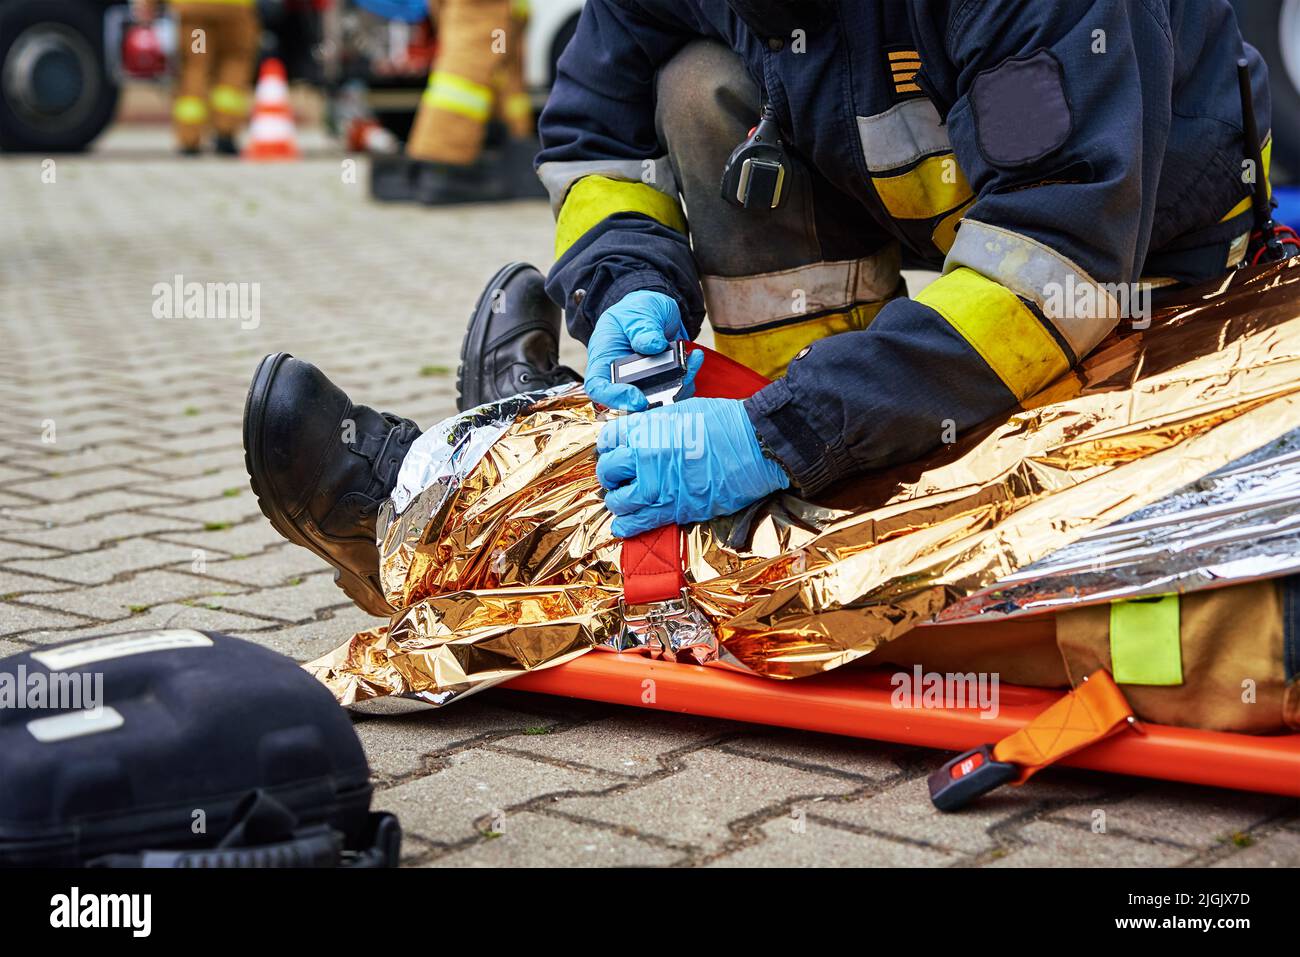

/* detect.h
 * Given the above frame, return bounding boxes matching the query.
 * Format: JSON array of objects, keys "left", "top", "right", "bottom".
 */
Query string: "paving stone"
[
  {"left": 989, "top": 821, "right": 1194, "bottom": 867},
  {"left": 242, "top": 605, "right": 383, "bottom": 661},
  {"left": 708, "top": 816, "right": 950, "bottom": 867},
  {"left": 2, "top": 512, "right": 196, "bottom": 551},
  {"left": 4, "top": 538, "right": 200, "bottom": 585},
  {"left": 812, "top": 777, "right": 1016, "bottom": 855},
  {"left": 155, "top": 519, "right": 282, "bottom": 557},
  {"left": 372, "top": 749, "right": 613, "bottom": 844},
  {"left": 207, "top": 571, "right": 352, "bottom": 622},
  {"left": 0, "top": 541, "right": 66, "bottom": 562},
  {"left": 20, "top": 602, "right": 267, "bottom": 646},
  {"left": 0, "top": 600, "right": 92, "bottom": 638},
  {"left": 353, "top": 705, "right": 556, "bottom": 779},
  {"left": 13, "top": 490, "right": 185, "bottom": 527},
  {"left": 430, "top": 811, "right": 676, "bottom": 867},
  {"left": 20, "top": 570, "right": 240, "bottom": 621},
  {"left": 142, "top": 493, "right": 262, "bottom": 527},
  {"left": 1210, "top": 829, "right": 1300, "bottom": 867},
  {"left": 0, "top": 569, "right": 71, "bottom": 598},
  {"left": 0, "top": 639, "right": 32, "bottom": 658},
  {"left": 1051, "top": 783, "right": 1294, "bottom": 849},
  {"left": 134, "top": 467, "right": 252, "bottom": 502},
  {"left": 553, "top": 748, "right": 859, "bottom": 852},
  {"left": 7, "top": 468, "right": 155, "bottom": 503},
  {"left": 134, "top": 446, "right": 251, "bottom": 479},
  {"left": 721, "top": 729, "right": 903, "bottom": 781},
  {"left": 497, "top": 711, "right": 730, "bottom": 776},
  {"left": 195, "top": 545, "right": 329, "bottom": 587}
]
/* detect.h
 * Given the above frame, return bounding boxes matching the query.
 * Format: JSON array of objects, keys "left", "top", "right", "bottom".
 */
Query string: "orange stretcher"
[
  {"left": 509, "top": 648, "right": 1300, "bottom": 799},
  {"left": 510, "top": 343, "right": 1300, "bottom": 803}
]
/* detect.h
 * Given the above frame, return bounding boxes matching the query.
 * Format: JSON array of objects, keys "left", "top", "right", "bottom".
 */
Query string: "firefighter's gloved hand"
[
  {"left": 584, "top": 290, "right": 703, "bottom": 412},
  {"left": 596, "top": 397, "right": 790, "bottom": 537}
]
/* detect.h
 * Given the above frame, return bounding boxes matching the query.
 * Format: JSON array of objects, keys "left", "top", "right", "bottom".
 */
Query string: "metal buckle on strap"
[{"left": 615, "top": 588, "right": 717, "bottom": 663}]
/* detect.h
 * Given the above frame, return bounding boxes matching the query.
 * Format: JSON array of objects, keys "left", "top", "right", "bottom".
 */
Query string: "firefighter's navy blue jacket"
[{"left": 536, "top": 0, "right": 1271, "bottom": 493}]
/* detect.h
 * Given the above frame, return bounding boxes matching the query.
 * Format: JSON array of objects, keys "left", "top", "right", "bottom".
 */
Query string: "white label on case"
[
  {"left": 31, "top": 630, "right": 213, "bottom": 671},
  {"left": 27, "top": 706, "right": 125, "bottom": 743}
]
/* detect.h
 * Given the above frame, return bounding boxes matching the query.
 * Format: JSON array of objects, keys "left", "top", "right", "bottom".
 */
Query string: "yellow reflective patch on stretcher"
[
  {"left": 1110, "top": 594, "right": 1183, "bottom": 686},
  {"left": 914, "top": 266, "right": 1070, "bottom": 401},
  {"left": 554, "top": 175, "right": 687, "bottom": 259},
  {"left": 872, "top": 152, "right": 972, "bottom": 221}
]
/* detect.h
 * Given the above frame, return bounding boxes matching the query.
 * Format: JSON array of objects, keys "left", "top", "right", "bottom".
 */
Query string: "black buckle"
[{"left": 927, "top": 744, "right": 1018, "bottom": 813}]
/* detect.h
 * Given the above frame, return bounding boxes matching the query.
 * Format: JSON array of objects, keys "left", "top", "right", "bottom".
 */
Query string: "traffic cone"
[{"left": 243, "top": 58, "right": 299, "bottom": 161}]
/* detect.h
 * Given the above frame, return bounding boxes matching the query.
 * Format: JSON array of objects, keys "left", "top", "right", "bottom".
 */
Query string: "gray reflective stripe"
[
  {"left": 945, "top": 218, "right": 1118, "bottom": 358},
  {"left": 702, "top": 246, "right": 902, "bottom": 330},
  {"left": 536, "top": 157, "right": 679, "bottom": 214},
  {"left": 857, "top": 98, "right": 952, "bottom": 172}
]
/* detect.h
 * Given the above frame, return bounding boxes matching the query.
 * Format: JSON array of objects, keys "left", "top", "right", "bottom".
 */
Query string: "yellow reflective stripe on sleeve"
[
  {"left": 173, "top": 95, "right": 208, "bottom": 125},
  {"left": 554, "top": 175, "right": 687, "bottom": 258},
  {"left": 915, "top": 266, "right": 1070, "bottom": 401},
  {"left": 1219, "top": 135, "right": 1273, "bottom": 223},
  {"left": 510, "top": 0, "right": 531, "bottom": 17},
  {"left": 1110, "top": 594, "right": 1183, "bottom": 686},
  {"left": 423, "top": 72, "right": 493, "bottom": 122},
  {"left": 872, "top": 152, "right": 972, "bottom": 220},
  {"left": 711, "top": 302, "right": 888, "bottom": 381},
  {"left": 211, "top": 85, "right": 249, "bottom": 117}
]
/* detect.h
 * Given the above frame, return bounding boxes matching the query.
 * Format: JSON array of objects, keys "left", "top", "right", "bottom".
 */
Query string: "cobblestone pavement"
[{"left": 3, "top": 127, "right": 1298, "bottom": 867}]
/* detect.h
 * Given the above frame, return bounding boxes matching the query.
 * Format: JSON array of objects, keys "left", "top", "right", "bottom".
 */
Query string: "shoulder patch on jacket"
[{"left": 970, "top": 49, "right": 1072, "bottom": 168}]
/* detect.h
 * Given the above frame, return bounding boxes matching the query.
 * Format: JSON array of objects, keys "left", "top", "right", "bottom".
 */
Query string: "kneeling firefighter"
[{"left": 242, "top": 0, "right": 1299, "bottom": 618}]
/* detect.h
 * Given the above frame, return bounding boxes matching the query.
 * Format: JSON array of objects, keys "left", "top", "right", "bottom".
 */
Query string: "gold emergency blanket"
[{"left": 309, "top": 259, "right": 1300, "bottom": 707}]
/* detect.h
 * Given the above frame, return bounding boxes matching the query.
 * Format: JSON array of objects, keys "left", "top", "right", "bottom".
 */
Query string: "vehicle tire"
[
  {"left": 1236, "top": 0, "right": 1300, "bottom": 182},
  {"left": 0, "top": 0, "right": 120, "bottom": 152}
]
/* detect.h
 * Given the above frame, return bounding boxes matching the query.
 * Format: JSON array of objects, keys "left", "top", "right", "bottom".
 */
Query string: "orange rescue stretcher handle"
[{"left": 508, "top": 652, "right": 1300, "bottom": 798}]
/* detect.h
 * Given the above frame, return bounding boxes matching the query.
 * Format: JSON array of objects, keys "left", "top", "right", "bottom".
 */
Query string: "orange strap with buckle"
[
  {"left": 992, "top": 670, "right": 1135, "bottom": 784},
  {"left": 621, "top": 524, "right": 686, "bottom": 605},
  {"left": 618, "top": 344, "right": 772, "bottom": 606}
]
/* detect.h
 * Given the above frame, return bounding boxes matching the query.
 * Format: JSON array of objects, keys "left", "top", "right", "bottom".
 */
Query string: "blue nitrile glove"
[
  {"left": 584, "top": 290, "right": 705, "bottom": 411},
  {"left": 596, "top": 397, "right": 790, "bottom": 538}
]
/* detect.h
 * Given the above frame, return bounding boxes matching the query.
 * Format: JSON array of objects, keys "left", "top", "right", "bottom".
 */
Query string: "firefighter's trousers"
[
  {"left": 406, "top": 0, "right": 533, "bottom": 165},
  {"left": 654, "top": 41, "right": 903, "bottom": 379},
  {"left": 172, "top": 1, "right": 259, "bottom": 149}
]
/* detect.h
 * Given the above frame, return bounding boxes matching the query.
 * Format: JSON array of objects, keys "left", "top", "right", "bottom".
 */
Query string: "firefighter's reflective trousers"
[
  {"left": 171, "top": 0, "right": 259, "bottom": 149},
  {"left": 406, "top": 0, "right": 533, "bottom": 165}
]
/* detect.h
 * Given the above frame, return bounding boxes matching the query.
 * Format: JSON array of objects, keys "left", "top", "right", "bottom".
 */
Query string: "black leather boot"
[
  {"left": 243, "top": 354, "right": 421, "bottom": 617},
  {"left": 456, "top": 262, "right": 580, "bottom": 411}
]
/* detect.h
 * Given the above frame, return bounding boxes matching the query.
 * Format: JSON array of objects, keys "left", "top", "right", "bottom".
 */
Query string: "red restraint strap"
[{"left": 619, "top": 344, "right": 771, "bottom": 604}]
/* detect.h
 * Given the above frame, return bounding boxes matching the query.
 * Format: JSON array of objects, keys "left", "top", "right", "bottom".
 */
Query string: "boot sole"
[
  {"left": 455, "top": 261, "right": 535, "bottom": 412},
  {"left": 243, "top": 353, "right": 395, "bottom": 618}
]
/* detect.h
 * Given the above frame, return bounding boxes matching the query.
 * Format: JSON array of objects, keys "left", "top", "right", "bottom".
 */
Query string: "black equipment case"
[{"left": 0, "top": 630, "right": 399, "bottom": 867}]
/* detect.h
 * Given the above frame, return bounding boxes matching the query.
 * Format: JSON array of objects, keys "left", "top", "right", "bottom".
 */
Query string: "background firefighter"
[
  {"left": 369, "top": 0, "right": 543, "bottom": 204},
  {"left": 134, "top": 0, "right": 259, "bottom": 155}
]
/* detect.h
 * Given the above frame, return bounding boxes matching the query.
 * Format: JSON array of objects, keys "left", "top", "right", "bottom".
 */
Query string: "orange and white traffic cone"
[{"left": 243, "top": 58, "right": 299, "bottom": 161}]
